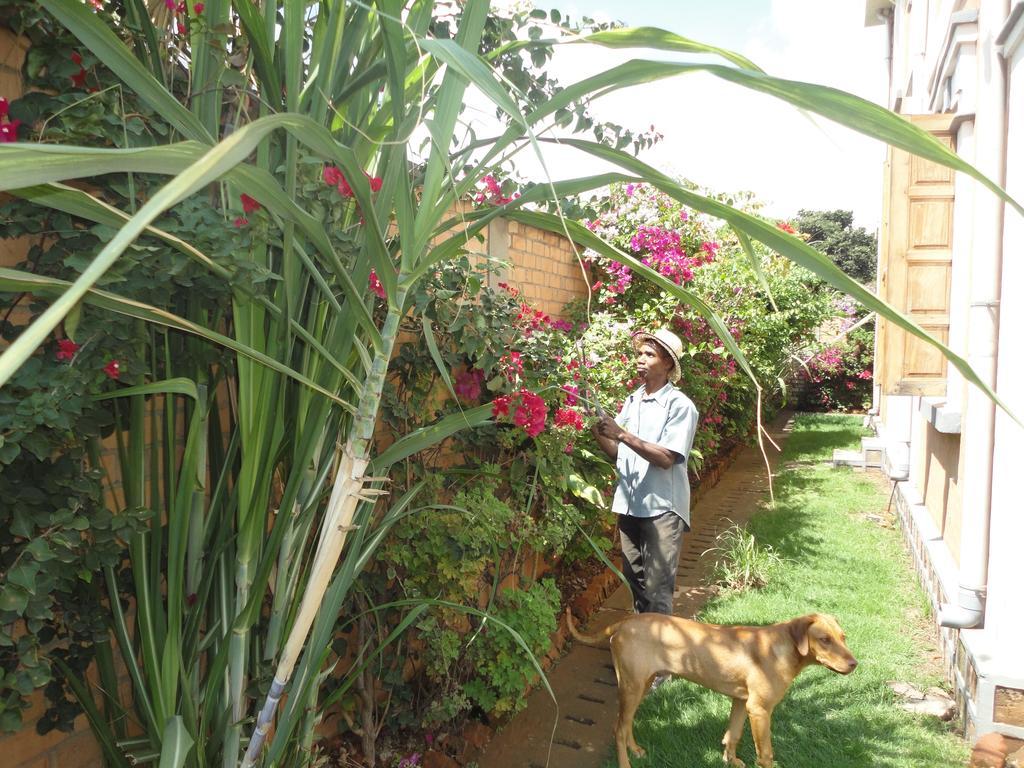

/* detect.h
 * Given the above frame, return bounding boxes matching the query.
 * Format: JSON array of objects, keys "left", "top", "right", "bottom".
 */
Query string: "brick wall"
[{"left": 490, "top": 218, "right": 589, "bottom": 318}]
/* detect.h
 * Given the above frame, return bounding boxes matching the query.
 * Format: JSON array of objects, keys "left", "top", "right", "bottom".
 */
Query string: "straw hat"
[{"left": 632, "top": 328, "right": 683, "bottom": 383}]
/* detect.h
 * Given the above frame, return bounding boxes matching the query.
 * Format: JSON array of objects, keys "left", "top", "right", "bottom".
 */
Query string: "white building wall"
[{"left": 986, "top": 5, "right": 1024, "bottom": 683}]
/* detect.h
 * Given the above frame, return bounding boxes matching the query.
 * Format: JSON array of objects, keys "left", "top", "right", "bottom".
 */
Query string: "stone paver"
[{"left": 477, "top": 412, "right": 795, "bottom": 768}]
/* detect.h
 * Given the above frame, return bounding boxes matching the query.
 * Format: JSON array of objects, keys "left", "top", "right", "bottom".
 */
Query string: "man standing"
[{"left": 593, "top": 329, "right": 699, "bottom": 615}]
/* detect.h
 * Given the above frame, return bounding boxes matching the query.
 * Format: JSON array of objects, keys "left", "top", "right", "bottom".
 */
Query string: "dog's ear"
[{"left": 789, "top": 615, "right": 813, "bottom": 656}]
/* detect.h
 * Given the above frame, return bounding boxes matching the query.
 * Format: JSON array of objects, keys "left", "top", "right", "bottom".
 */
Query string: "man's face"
[{"left": 636, "top": 342, "right": 672, "bottom": 383}]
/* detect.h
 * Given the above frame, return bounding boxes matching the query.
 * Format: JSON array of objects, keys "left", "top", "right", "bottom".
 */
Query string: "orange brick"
[
  {"left": 0, "top": 710, "right": 89, "bottom": 768},
  {"left": 47, "top": 727, "right": 103, "bottom": 768}
]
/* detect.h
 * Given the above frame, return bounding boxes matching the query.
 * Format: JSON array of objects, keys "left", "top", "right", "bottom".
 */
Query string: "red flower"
[
  {"left": 491, "top": 395, "right": 511, "bottom": 419},
  {"left": 0, "top": 120, "right": 20, "bottom": 143},
  {"left": 103, "top": 360, "right": 121, "bottom": 380},
  {"left": 88, "top": 0, "right": 103, "bottom": 8},
  {"left": 233, "top": 216, "right": 248, "bottom": 227},
  {"left": 323, "top": 165, "right": 342, "bottom": 187},
  {"left": 776, "top": 220, "right": 796, "bottom": 234},
  {"left": 561, "top": 384, "right": 579, "bottom": 406},
  {"left": 193, "top": 2, "right": 204, "bottom": 12},
  {"left": 554, "top": 407, "right": 584, "bottom": 431},
  {"left": 512, "top": 390, "right": 547, "bottom": 437},
  {"left": 70, "top": 67, "right": 88, "bottom": 89},
  {"left": 368, "top": 269, "right": 386, "bottom": 299},
  {"left": 337, "top": 173, "right": 354, "bottom": 198},
  {"left": 55, "top": 338, "right": 81, "bottom": 361},
  {"left": 0, "top": 98, "right": 7, "bottom": 118},
  {"left": 240, "top": 193, "right": 261, "bottom": 213},
  {"left": 71, "top": 52, "right": 82, "bottom": 65},
  {"left": 364, "top": 172, "right": 383, "bottom": 192}
]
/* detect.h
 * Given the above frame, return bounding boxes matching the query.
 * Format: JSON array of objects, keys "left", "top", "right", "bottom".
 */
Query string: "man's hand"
[{"left": 595, "top": 414, "right": 624, "bottom": 442}]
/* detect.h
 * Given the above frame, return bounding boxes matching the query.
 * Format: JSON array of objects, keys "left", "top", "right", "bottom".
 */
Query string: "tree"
[{"left": 793, "top": 209, "right": 878, "bottom": 284}]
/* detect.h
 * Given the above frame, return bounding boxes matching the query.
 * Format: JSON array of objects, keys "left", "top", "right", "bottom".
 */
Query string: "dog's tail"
[{"left": 565, "top": 607, "right": 621, "bottom": 647}]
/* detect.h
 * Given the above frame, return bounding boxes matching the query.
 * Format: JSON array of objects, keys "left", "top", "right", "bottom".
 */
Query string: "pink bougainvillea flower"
[
  {"left": 233, "top": 216, "right": 248, "bottom": 227},
  {"left": 512, "top": 389, "right": 547, "bottom": 437},
  {"left": 454, "top": 368, "right": 484, "bottom": 402},
  {"left": 240, "top": 193, "right": 261, "bottom": 213},
  {"left": 88, "top": 0, "right": 103, "bottom": 8},
  {"left": 194, "top": 2, "right": 204, "bottom": 12},
  {"left": 500, "top": 351, "right": 523, "bottom": 381},
  {"left": 561, "top": 384, "right": 579, "bottom": 406},
  {"left": 55, "top": 338, "right": 81, "bottom": 361},
  {"left": 364, "top": 171, "right": 383, "bottom": 192},
  {"left": 164, "top": 0, "right": 176, "bottom": 9},
  {"left": 103, "top": 360, "right": 121, "bottom": 380},
  {"left": 0, "top": 98, "right": 8, "bottom": 118},
  {"left": 368, "top": 268, "right": 386, "bottom": 299},
  {"left": 475, "top": 173, "right": 513, "bottom": 205},
  {"left": 323, "top": 165, "right": 342, "bottom": 187}
]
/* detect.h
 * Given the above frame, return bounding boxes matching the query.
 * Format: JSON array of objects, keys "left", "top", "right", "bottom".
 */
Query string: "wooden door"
[{"left": 877, "top": 114, "right": 956, "bottom": 396}]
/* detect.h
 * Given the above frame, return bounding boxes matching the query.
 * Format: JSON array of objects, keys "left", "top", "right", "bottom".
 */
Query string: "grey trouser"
[{"left": 618, "top": 511, "right": 686, "bottom": 615}]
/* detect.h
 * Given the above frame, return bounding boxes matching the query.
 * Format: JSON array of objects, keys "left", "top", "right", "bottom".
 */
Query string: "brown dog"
[{"left": 566, "top": 609, "right": 857, "bottom": 768}]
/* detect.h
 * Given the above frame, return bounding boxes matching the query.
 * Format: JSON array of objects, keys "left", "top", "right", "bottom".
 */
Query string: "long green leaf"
[
  {"left": 9, "top": 183, "right": 233, "bottom": 281},
  {"left": 0, "top": 268, "right": 354, "bottom": 410},
  {"left": 422, "top": 316, "right": 458, "bottom": 401},
  {"left": 582, "top": 26, "right": 765, "bottom": 72},
  {"left": 157, "top": 716, "right": 194, "bottom": 768},
  {"left": 52, "top": 658, "right": 133, "bottom": 768},
  {"left": 372, "top": 403, "right": 493, "bottom": 468},
  {"left": 93, "top": 377, "right": 199, "bottom": 402},
  {"left": 733, "top": 227, "right": 777, "bottom": 311}
]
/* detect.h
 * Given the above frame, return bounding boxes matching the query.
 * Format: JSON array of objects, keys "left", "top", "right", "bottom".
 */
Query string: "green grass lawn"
[{"left": 605, "top": 413, "right": 967, "bottom": 768}]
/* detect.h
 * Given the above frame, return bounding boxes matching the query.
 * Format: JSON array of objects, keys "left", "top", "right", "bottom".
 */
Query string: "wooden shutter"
[{"left": 877, "top": 114, "right": 956, "bottom": 395}]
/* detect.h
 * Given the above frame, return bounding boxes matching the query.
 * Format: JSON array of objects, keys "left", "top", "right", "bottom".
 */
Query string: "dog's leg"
[
  {"left": 614, "top": 677, "right": 647, "bottom": 768},
  {"left": 721, "top": 697, "right": 747, "bottom": 767},
  {"left": 747, "top": 702, "right": 774, "bottom": 768}
]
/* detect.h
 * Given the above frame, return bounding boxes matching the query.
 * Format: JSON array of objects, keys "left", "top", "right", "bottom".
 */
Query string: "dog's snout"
[{"left": 844, "top": 657, "right": 858, "bottom": 673}]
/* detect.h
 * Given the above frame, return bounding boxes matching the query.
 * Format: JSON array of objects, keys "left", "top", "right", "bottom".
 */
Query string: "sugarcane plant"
[{"left": 0, "top": 1, "right": 1021, "bottom": 767}]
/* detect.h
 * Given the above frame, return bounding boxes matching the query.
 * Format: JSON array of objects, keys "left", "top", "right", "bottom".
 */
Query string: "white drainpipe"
[{"left": 939, "top": 0, "right": 1008, "bottom": 629}]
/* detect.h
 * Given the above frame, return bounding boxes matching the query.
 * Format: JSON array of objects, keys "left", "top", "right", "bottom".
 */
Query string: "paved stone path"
[{"left": 477, "top": 412, "right": 795, "bottom": 768}]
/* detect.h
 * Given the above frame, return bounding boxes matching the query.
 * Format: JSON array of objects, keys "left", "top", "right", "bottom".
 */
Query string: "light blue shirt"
[{"left": 611, "top": 383, "right": 699, "bottom": 526}]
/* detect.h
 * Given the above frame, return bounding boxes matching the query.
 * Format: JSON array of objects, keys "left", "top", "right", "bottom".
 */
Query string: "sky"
[{"left": 483, "top": 0, "right": 890, "bottom": 231}]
